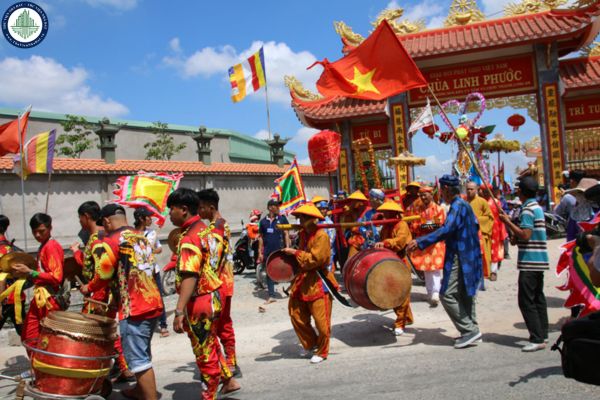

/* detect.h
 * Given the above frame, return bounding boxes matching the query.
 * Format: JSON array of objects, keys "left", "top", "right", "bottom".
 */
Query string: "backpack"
[{"left": 552, "top": 310, "right": 600, "bottom": 385}]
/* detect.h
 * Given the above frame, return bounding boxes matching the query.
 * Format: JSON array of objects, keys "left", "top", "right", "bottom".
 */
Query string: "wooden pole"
[
  {"left": 44, "top": 172, "right": 52, "bottom": 214},
  {"left": 17, "top": 109, "right": 28, "bottom": 251}
]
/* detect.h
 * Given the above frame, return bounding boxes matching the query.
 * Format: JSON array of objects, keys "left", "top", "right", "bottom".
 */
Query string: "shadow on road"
[
  {"left": 482, "top": 332, "right": 525, "bottom": 349},
  {"left": 508, "top": 365, "right": 563, "bottom": 387}
]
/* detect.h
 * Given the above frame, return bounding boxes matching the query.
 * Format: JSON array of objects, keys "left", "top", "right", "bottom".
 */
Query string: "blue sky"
[{"left": 0, "top": 0, "right": 579, "bottom": 181}]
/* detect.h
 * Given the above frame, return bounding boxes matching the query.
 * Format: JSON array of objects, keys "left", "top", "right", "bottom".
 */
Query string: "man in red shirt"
[
  {"left": 12, "top": 213, "right": 64, "bottom": 346},
  {"left": 0, "top": 215, "right": 25, "bottom": 335},
  {"left": 169, "top": 188, "right": 237, "bottom": 400},
  {"left": 80, "top": 204, "right": 163, "bottom": 400}
]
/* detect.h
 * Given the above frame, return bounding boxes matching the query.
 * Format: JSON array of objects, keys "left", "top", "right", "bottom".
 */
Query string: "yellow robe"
[{"left": 468, "top": 196, "right": 494, "bottom": 278}]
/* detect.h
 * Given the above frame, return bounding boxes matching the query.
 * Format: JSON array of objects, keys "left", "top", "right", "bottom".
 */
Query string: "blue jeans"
[
  {"left": 153, "top": 273, "right": 168, "bottom": 329},
  {"left": 120, "top": 317, "right": 158, "bottom": 373},
  {"left": 267, "top": 276, "right": 277, "bottom": 298}
]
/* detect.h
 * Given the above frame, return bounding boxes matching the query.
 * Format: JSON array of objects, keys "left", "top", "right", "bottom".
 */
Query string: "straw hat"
[
  {"left": 292, "top": 203, "right": 325, "bottom": 220},
  {"left": 406, "top": 181, "right": 421, "bottom": 189},
  {"left": 377, "top": 200, "right": 404, "bottom": 213},
  {"left": 347, "top": 190, "right": 368, "bottom": 202},
  {"left": 311, "top": 195, "right": 327, "bottom": 203},
  {"left": 565, "top": 178, "right": 599, "bottom": 195}
]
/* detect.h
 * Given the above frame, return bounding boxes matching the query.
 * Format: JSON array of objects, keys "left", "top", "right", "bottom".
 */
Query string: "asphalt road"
[{"left": 0, "top": 238, "right": 597, "bottom": 399}]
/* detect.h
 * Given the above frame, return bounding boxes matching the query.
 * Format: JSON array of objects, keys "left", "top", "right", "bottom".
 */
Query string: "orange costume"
[
  {"left": 379, "top": 218, "right": 414, "bottom": 330},
  {"left": 487, "top": 197, "right": 508, "bottom": 265},
  {"left": 468, "top": 196, "right": 494, "bottom": 278},
  {"left": 22, "top": 239, "right": 64, "bottom": 345},
  {"left": 407, "top": 201, "right": 446, "bottom": 272},
  {"left": 288, "top": 210, "right": 337, "bottom": 360}
]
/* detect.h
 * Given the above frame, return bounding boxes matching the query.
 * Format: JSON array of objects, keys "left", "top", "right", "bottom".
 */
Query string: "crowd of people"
[{"left": 1, "top": 170, "right": 600, "bottom": 398}]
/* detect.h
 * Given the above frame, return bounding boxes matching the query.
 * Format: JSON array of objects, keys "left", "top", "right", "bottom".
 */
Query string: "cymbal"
[
  {"left": 63, "top": 256, "right": 83, "bottom": 283},
  {"left": 0, "top": 252, "right": 36, "bottom": 273},
  {"left": 167, "top": 228, "right": 182, "bottom": 253}
]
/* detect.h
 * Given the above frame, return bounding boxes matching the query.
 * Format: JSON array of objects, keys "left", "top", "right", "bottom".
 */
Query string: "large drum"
[
  {"left": 343, "top": 248, "right": 411, "bottom": 310},
  {"left": 29, "top": 311, "right": 117, "bottom": 396},
  {"left": 266, "top": 250, "right": 299, "bottom": 283}
]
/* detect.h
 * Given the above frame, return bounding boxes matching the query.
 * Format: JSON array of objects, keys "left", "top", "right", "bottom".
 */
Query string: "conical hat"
[
  {"left": 406, "top": 181, "right": 421, "bottom": 188},
  {"left": 347, "top": 190, "right": 368, "bottom": 202},
  {"left": 292, "top": 203, "right": 325, "bottom": 220},
  {"left": 311, "top": 195, "right": 327, "bottom": 203},
  {"left": 377, "top": 200, "right": 404, "bottom": 213}
]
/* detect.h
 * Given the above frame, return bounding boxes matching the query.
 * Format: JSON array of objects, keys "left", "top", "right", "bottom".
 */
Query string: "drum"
[
  {"left": 266, "top": 250, "right": 299, "bottom": 283},
  {"left": 31, "top": 311, "right": 117, "bottom": 396},
  {"left": 343, "top": 248, "right": 411, "bottom": 310}
]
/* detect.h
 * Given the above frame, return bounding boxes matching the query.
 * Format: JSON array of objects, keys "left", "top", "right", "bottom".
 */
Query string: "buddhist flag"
[
  {"left": 228, "top": 47, "right": 267, "bottom": 103},
  {"left": 311, "top": 20, "right": 426, "bottom": 101},
  {"left": 409, "top": 98, "right": 434, "bottom": 134},
  {"left": 112, "top": 172, "right": 183, "bottom": 226},
  {"left": 273, "top": 159, "right": 306, "bottom": 214},
  {"left": 0, "top": 106, "right": 31, "bottom": 157},
  {"left": 14, "top": 129, "right": 56, "bottom": 179}
]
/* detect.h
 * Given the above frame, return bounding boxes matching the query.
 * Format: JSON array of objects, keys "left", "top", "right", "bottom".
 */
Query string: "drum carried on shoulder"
[
  {"left": 23, "top": 311, "right": 117, "bottom": 398},
  {"left": 266, "top": 250, "right": 299, "bottom": 283},
  {"left": 343, "top": 248, "right": 411, "bottom": 311}
]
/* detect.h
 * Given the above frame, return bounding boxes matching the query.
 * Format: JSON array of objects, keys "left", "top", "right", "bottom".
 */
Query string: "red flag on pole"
[
  {"left": 0, "top": 108, "right": 30, "bottom": 156},
  {"left": 311, "top": 20, "right": 427, "bottom": 101}
]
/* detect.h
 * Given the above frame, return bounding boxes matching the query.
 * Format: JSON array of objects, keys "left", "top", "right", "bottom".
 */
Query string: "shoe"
[
  {"left": 544, "top": 338, "right": 549, "bottom": 344},
  {"left": 429, "top": 293, "right": 440, "bottom": 307},
  {"left": 19, "top": 370, "right": 32, "bottom": 379},
  {"left": 454, "top": 331, "right": 482, "bottom": 349},
  {"left": 310, "top": 355, "right": 325, "bottom": 364},
  {"left": 394, "top": 328, "right": 404, "bottom": 336},
  {"left": 232, "top": 365, "right": 243, "bottom": 378},
  {"left": 160, "top": 327, "right": 170, "bottom": 338},
  {"left": 490, "top": 272, "right": 497, "bottom": 282},
  {"left": 522, "top": 342, "right": 546, "bottom": 352}
]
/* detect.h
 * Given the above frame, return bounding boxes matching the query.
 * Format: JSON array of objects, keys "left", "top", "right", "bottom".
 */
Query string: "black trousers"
[
  {"left": 518, "top": 271, "right": 548, "bottom": 344},
  {"left": 0, "top": 303, "right": 24, "bottom": 336}
]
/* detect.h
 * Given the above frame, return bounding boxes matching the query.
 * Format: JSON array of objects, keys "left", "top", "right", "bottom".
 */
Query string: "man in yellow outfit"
[
  {"left": 466, "top": 182, "right": 494, "bottom": 279},
  {"left": 374, "top": 200, "right": 413, "bottom": 336},
  {"left": 282, "top": 203, "right": 338, "bottom": 364}
]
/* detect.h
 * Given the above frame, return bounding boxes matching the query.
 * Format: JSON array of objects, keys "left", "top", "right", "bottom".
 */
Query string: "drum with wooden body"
[
  {"left": 343, "top": 248, "right": 411, "bottom": 310},
  {"left": 266, "top": 250, "right": 299, "bottom": 283},
  {"left": 28, "top": 311, "right": 117, "bottom": 396}
]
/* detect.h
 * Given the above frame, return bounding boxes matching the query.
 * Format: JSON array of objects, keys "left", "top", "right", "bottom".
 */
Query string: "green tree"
[
  {"left": 144, "top": 121, "right": 187, "bottom": 160},
  {"left": 56, "top": 115, "right": 96, "bottom": 158}
]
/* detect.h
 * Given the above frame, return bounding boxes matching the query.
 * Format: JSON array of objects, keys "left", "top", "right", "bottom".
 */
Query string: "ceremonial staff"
[{"left": 277, "top": 215, "right": 420, "bottom": 231}]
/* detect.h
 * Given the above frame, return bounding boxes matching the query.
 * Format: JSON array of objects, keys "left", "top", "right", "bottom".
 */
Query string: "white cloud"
[
  {"left": 291, "top": 126, "right": 319, "bottom": 145},
  {"left": 164, "top": 41, "right": 322, "bottom": 104},
  {"left": 0, "top": 56, "right": 128, "bottom": 117},
  {"left": 414, "top": 155, "right": 453, "bottom": 182},
  {"left": 169, "top": 37, "right": 182, "bottom": 53},
  {"left": 385, "top": 0, "right": 446, "bottom": 29},
  {"left": 253, "top": 129, "right": 270, "bottom": 139},
  {"left": 84, "top": 0, "right": 138, "bottom": 11},
  {"left": 480, "top": 0, "right": 513, "bottom": 16},
  {"left": 297, "top": 157, "right": 311, "bottom": 166}
]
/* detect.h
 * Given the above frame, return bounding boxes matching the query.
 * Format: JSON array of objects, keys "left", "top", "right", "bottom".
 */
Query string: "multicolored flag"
[
  {"left": 272, "top": 159, "right": 306, "bottom": 214},
  {"left": 0, "top": 105, "right": 31, "bottom": 157},
  {"left": 228, "top": 47, "right": 266, "bottom": 103},
  {"left": 111, "top": 171, "right": 183, "bottom": 226},
  {"left": 13, "top": 129, "right": 56, "bottom": 179}
]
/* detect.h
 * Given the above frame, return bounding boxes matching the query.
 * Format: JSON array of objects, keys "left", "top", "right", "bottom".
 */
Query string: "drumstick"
[{"left": 74, "top": 275, "right": 110, "bottom": 309}]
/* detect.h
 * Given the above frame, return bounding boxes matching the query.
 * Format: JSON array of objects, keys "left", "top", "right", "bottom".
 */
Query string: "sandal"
[{"left": 160, "top": 328, "right": 170, "bottom": 338}]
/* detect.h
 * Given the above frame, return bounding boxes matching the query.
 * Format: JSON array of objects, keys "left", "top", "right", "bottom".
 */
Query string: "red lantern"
[
  {"left": 507, "top": 114, "right": 525, "bottom": 131},
  {"left": 422, "top": 124, "right": 439, "bottom": 139},
  {"left": 308, "top": 130, "right": 341, "bottom": 174}
]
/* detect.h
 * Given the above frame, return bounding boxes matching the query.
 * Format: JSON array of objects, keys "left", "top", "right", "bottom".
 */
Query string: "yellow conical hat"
[
  {"left": 292, "top": 203, "right": 325, "bottom": 220},
  {"left": 311, "top": 195, "right": 327, "bottom": 203},
  {"left": 347, "top": 190, "right": 368, "bottom": 202},
  {"left": 377, "top": 200, "right": 404, "bottom": 213}
]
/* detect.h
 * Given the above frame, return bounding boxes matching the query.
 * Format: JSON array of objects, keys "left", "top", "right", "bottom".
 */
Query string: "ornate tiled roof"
[
  {"left": 0, "top": 157, "right": 320, "bottom": 176},
  {"left": 560, "top": 55, "right": 600, "bottom": 92}
]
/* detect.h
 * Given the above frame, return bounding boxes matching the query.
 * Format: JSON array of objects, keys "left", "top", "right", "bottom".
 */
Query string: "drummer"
[
  {"left": 12, "top": 213, "right": 64, "bottom": 347},
  {"left": 0, "top": 215, "right": 25, "bottom": 336},
  {"left": 342, "top": 190, "right": 370, "bottom": 261},
  {"left": 281, "top": 203, "right": 337, "bottom": 364},
  {"left": 373, "top": 201, "right": 413, "bottom": 336},
  {"left": 312, "top": 196, "right": 336, "bottom": 271}
]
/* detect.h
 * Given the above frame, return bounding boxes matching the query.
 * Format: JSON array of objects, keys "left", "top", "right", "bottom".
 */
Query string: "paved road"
[{"left": 0, "top": 239, "right": 597, "bottom": 399}]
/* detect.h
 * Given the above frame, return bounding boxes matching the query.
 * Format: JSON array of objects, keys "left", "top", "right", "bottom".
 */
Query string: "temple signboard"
[
  {"left": 350, "top": 123, "right": 390, "bottom": 147},
  {"left": 409, "top": 54, "right": 537, "bottom": 105},
  {"left": 565, "top": 96, "right": 600, "bottom": 128}
]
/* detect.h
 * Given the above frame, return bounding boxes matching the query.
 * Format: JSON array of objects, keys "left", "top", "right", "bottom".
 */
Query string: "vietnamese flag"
[
  {"left": 313, "top": 20, "right": 427, "bottom": 101},
  {"left": 0, "top": 107, "right": 31, "bottom": 157}
]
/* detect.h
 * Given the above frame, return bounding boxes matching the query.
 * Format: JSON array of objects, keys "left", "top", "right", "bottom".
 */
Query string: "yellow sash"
[
  {"left": 32, "top": 358, "right": 110, "bottom": 379},
  {"left": 33, "top": 286, "right": 53, "bottom": 309},
  {"left": 0, "top": 273, "right": 26, "bottom": 324}
]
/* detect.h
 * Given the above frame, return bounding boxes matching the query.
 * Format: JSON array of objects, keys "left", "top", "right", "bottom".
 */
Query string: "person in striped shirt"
[{"left": 500, "top": 176, "right": 549, "bottom": 352}]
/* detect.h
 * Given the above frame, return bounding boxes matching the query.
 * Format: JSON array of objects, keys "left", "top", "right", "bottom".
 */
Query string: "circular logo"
[{"left": 2, "top": 2, "right": 48, "bottom": 48}]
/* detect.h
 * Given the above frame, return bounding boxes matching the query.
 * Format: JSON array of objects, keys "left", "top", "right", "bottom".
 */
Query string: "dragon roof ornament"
[
  {"left": 504, "top": 0, "right": 568, "bottom": 17},
  {"left": 284, "top": 75, "right": 322, "bottom": 102}
]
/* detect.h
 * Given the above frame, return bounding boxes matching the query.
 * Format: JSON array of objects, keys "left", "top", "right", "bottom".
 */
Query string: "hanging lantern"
[
  {"left": 422, "top": 124, "right": 439, "bottom": 139},
  {"left": 308, "top": 130, "right": 341, "bottom": 174},
  {"left": 507, "top": 113, "right": 526, "bottom": 131},
  {"left": 455, "top": 124, "right": 470, "bottom": 140}
]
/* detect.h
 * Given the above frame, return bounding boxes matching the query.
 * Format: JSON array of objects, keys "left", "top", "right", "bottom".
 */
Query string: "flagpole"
[
  {"left": 17, "top": 108, "right": 28, "bottom": 251},
  {"left": 45, "top": 172, "right": 52, "bottom": 213},
  {"left": 264, "top": 76, "right": 272, "bottom": 140},
  {"left": 427, "top": 85, "right": 502, "bottom": 214}
]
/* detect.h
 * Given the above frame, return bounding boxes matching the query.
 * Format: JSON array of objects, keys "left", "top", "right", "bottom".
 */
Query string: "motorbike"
[
  {"left": 545, "top": 212, "right": 567, "bottom": 239},
  {"left": 233, "top": 220, "right": 260, "bottom": 275},
  {"left": 161, "top": 255, "right": 177, "bottom": 296}
]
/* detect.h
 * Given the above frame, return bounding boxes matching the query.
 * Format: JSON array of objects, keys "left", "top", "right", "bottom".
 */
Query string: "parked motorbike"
[
  {"left": 233, "top": 220, "right": 260, "bottom": 275},
  {"left": 161, "top": 255, "right": 177, "bottom": 296},
  {"left": 545, "top": 212, "right": 567, "bottom": 239}
]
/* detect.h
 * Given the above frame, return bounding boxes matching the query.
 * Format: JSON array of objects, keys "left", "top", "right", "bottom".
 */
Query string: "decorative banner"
[
  {"left": 112, "top": 171, "right": 183, "bottom": 227},
  {"left": 272, "top": 158, "right": 307, "bottom": 214},
  {"left": 543, "top": 83, "right": 565, "bottom": 201},
  {"left": 339, "top": 148, "right": 350, "bottom": 193},
  {"left": 565, "top": 96, "right": 600, "bottom": 128},
  {"left": 350, "top": 123, "right": 390, "bottom": 147},
  {"left": 409, "top": 54, "right": 536, "bottom": 105},
  {"left": 391, "top": 103, "right": 409, "bottom": 187},
  {"left": 557, "top": 241, "right": 600, "bottom": 317}
]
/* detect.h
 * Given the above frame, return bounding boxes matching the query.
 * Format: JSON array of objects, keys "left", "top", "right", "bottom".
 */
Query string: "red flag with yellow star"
[{"left": 313, "top": 20, "right": 427, "bottom": 101}]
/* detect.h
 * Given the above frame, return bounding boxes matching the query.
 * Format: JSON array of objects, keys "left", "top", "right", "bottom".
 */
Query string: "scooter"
[
  {"left": 161, "top": 254, "right": 177, "bottom": 296},
  {"left": 233, "top": 220, "right": 259, "bottom": 275},
  {"left": 545, "top": 212, "right": 567, "bottom": 239}
]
